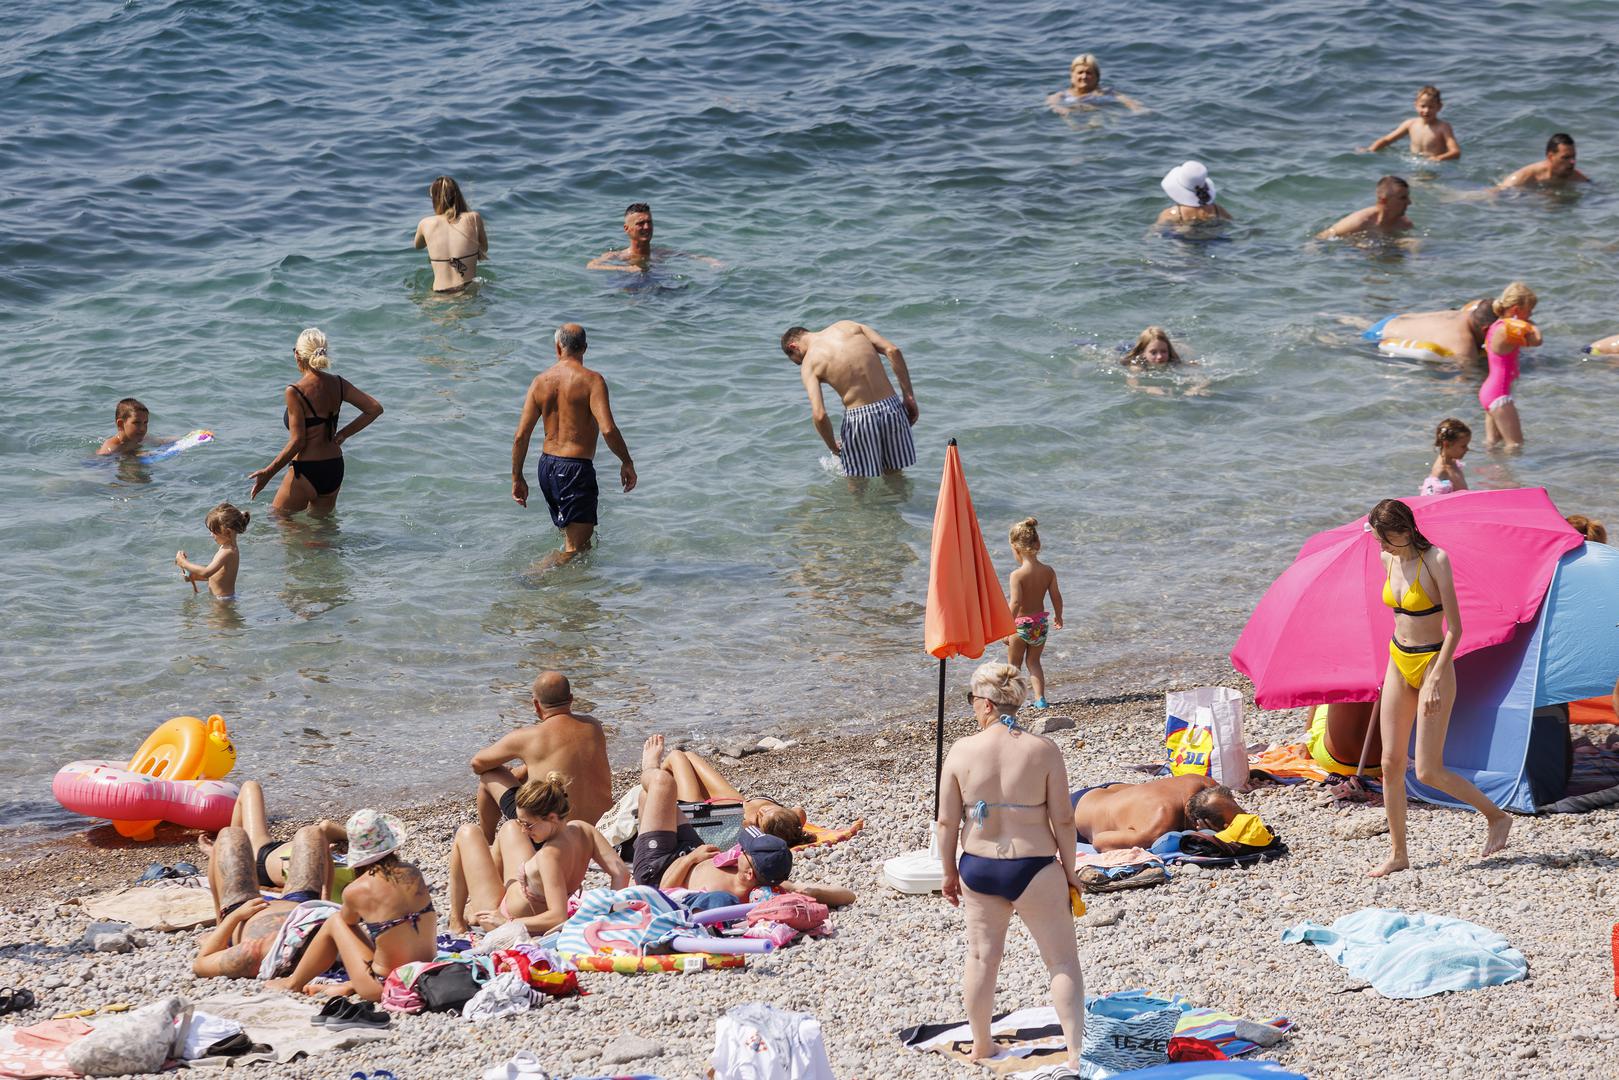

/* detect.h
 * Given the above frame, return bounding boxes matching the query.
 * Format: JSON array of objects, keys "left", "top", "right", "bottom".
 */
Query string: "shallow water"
[{"left": 4, "top": 0, "right": 1618, "bottom": 842}]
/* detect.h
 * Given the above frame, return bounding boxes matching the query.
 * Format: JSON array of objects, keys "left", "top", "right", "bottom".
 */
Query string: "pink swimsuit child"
[{"left": 1479, "top": 319, "right": 1522, "bottom": 413}]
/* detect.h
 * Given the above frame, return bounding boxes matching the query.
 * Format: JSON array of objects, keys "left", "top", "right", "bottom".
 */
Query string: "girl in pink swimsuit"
[{"left": 1478, "top": 282, "right": 1540, "bottom": 449}]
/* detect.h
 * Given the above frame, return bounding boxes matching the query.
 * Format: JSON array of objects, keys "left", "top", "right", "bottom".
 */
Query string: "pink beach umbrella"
[{"left": 1231, "top": 488, "right": 1583, "bottom": 710}]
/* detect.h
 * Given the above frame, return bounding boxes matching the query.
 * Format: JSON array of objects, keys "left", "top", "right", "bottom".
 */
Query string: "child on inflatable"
[{"left": 177, "top": 503, "right": 249, "bottom": 599}]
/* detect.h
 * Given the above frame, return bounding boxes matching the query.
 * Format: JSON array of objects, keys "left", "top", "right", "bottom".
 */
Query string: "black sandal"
[{"left": 0, "top": 988, "right": 37, "bottom": 1016}]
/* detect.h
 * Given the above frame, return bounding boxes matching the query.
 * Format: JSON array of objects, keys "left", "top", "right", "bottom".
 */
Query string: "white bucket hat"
[
  {"left": 1161, "top": 161, "right": 1217, "bottom": 208},
  {"left": 345, "top": 808, "right": 407, "bottom": 868}
]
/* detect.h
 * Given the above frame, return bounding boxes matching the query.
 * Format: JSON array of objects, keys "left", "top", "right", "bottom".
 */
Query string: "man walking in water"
[
  {"left": 511, "top": 323, "right": 636, "bottom": 567},
  {"left": 781, "top": 321, "right": 919, "bottom": 477}
]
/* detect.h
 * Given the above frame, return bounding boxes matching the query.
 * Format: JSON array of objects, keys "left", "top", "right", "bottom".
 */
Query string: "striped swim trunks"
[{"left": 838, "top": 394, "right": 916, "bottom": 477}]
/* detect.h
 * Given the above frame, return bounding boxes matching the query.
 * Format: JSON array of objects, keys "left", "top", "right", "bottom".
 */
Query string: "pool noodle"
[
  {"left": 669, "top": 933, "right": 773, "bottom": 955},
  {"left": 691, "top": 902, "right": 758, "bottom": 926}
]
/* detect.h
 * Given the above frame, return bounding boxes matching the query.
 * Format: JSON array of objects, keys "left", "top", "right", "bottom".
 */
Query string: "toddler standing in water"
[
  {"left": 1006, "top": 518, "right": 1063, "bottom": 709},
  {"left": 176, "top": 503, "right": 249, "bottom": 599},
  {"left": 1420, "top": 417, "right": 1470, "bottom": 495}
]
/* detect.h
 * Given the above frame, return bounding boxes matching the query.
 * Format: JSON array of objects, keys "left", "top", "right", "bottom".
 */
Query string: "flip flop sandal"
[
  {"left": 326, "top": 1000, "right": 390, "bottom": 1032},
  {"left": 102, "top": 1002, "right": 133, "bottom": 1012},
  {"left": 52, "top": 1008, "right": 96, "bottom": 1020},
  {"left": 312, "top": 996, "right": 354, "bottom": 1027},
  {"left": 0, "top": 989, "right": 36, "bottom": 1016}
]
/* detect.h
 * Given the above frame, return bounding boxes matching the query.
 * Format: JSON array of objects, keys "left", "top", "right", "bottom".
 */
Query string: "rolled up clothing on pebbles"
[{"left": 2, "top": 670, "right": 1617, "bottom": 1078}]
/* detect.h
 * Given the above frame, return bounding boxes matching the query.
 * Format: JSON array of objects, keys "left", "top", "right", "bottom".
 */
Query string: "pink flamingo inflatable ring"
[{"left": 53, "top": 714, "right": 240, "bottom": 840}]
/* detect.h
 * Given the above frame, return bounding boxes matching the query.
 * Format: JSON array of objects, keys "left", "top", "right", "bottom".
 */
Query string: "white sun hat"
[{"left": 1161, "top": 161, "right": 1218, "bottom": 207}]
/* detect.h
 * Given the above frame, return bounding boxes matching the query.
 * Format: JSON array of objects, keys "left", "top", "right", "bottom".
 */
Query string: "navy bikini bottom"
[{"left": 958, "top": 852, "right": 1056, "bottom": 901}]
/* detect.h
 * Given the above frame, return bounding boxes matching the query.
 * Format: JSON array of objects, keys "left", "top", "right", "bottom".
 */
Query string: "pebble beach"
[{"left": 4, "top": 670, "right": 1616, "bottom": 1080}]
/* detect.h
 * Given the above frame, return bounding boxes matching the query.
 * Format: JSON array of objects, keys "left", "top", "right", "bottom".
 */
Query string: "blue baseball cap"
[{"left": 739, "top": 825, "right": 793, "bottom": 885}]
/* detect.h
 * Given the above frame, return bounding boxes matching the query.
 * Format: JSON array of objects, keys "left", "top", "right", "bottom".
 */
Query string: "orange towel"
[
  {"left": 796, "top": 819, "right": 864, "bottom": 850},
  {"left": 1571, "top": 697, "right": 1618, "bottom": 725},
  {"left": 1248, "top": 742, "right": 1333, "bottom": 783}
]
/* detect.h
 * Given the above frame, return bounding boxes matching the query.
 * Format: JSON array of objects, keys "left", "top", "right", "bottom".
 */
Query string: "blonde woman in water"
[
  {"left": 247, "top": 329, "right": 383, "bottom": 515},
  {"left": 413, "top": 175, "right": 489, "bottom": 292},
  {"left": 1006, "top": 518, "right": 1063, "bottom": 710}
]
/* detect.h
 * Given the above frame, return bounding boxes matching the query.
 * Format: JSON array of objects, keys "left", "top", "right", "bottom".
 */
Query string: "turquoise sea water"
[{"left": 4, "top": 0, "right": 1618, "bottom": 842}]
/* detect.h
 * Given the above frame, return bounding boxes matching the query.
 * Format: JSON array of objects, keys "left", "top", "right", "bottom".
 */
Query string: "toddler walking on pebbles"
[
  {"left": 1006, "top": 518, "right": 1063, "bottom": 709},
  {"left": 1420, "top": 417, "right": 1470, "bottom": 495},
  {"left": 176, "top": 502, "right": 249, "bottom": 599}
]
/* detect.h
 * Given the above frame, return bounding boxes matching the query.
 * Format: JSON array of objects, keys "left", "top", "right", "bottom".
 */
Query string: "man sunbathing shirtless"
[
  {"left": 1071, "top": 774, "right": 1244, "bottom": 851},
  {"left": 193, "top": 823, "right": 330, "bottom": 979},
  {"left": 632, "top": 735, "right": 855, "bottom": 906}
]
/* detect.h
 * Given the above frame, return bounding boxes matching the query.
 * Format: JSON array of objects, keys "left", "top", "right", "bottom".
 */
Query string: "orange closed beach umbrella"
[{"left": 924, "top": 439, "right": 1015, "bottom": 816}]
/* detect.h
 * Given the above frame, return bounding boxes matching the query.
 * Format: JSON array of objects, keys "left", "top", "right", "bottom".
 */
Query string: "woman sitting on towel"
[
  {"left": 655, "top": 747, "right": 811, "bottom": 847},
  {"left": 265, "top": 809, "right": 437, "bottom": 1001},
  {"left": 1368, "top": 499, "right": 1512, "bottom": 878},
  {"left": 448, "top": 771, "right": 630, "bottom": 936},
  {"left": 938, "top": 662, "right": 1086, "bottom": 1074}
]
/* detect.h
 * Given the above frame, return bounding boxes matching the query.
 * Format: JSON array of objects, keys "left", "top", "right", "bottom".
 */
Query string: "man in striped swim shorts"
[{"left": 781, "top": 320, "right": 919, "bottom": 478}]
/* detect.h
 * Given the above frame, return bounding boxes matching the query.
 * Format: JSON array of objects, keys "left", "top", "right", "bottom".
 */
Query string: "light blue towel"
[{"left": 1281, "top": 908, "right": 1527, "bottom": 998}]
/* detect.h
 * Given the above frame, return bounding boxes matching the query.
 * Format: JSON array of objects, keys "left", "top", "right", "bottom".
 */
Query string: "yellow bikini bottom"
[{"left": 1389, "top": 638, "right": 1442, "bottom": 689}]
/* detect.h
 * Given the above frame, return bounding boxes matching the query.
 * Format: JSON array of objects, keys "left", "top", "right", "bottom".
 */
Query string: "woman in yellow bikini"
[{"left": 1367, "top": 499, "right": 1511, "bottom": 878}]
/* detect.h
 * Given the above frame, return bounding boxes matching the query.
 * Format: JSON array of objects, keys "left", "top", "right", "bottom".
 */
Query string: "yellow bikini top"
[{"left": 1383, "top": 553, "right": 1442, "bottom": 617}]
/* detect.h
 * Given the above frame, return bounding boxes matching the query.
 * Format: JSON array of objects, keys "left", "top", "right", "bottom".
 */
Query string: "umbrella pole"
[{"left": 933, "top": 657, "right": 946, "bottom": 822}]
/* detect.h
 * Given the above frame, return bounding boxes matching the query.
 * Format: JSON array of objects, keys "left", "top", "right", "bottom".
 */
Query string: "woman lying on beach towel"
[
  {"left": 448, "top": 772, "right": 630, "bottom": 935},
  {"left": 264, "top": 809, "right": 437, "bottom": 1001},
  {"left": 657, "top": 747, "right": 811, "bottom": 847}
]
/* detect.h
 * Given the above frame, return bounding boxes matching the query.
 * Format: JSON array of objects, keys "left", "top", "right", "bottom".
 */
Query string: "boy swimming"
[
  {"left": 98, "top": 398, "right": 161, "bottom": 455},
  {"left": 1362, "top": 85, "right": 1460, "bottom": 161}
]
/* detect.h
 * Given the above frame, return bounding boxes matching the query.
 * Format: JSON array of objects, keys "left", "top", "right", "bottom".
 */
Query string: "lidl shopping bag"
[{"left": 1165, "top": 686, "right": 1247, "bottom": 788}]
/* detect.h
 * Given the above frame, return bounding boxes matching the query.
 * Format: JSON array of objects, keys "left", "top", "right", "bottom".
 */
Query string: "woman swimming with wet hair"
[
  {"left": 1365, "top": 498, "right": 1510, "bottom": 878},
  {"left": 414, "top": 175, "right": 489, "bottom": 292}
]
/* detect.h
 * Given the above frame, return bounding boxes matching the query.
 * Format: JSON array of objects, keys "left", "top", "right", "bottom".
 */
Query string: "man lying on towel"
[
  {"left": 193, "top": 822, "right": 331, "bottom": 979},
  {"left": 1072, "top": 774, "right": 1245, "bottom": 851},
  {"left": 632, "top": 734, "right": 856, "bottom": 907}
]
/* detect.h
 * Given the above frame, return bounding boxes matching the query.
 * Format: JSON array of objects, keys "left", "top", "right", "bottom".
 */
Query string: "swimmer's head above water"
[
  {"left": 623, "top": 202, "right": 653, "bottom": 246},
  {"left": 1068, "top": 53, "right": 1100, "bottom": 94},
  {"left": 1122, "top": 326, "right": 1182, "bottom": 366},
  {"left": 1545, "top": 133, "right": 1577, "bottom": 178}
]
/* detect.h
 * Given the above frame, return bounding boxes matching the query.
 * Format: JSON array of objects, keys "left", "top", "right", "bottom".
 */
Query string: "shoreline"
[{"left": 3, "top": 675, "right": 1616, "bottom": 1078}]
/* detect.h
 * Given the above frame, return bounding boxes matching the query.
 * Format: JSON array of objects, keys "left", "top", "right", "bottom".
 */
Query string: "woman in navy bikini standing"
[
  {"left": 248, "top": 328, "right": 383, "bottom": 515},
  {"left": 938, "top": 662, "right": 1086, "bottom": 1075}
]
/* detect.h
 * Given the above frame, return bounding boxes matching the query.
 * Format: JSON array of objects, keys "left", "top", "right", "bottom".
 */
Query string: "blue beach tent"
[{"left": 1408, "top": 542, "right": 1619, "bottom": 813}]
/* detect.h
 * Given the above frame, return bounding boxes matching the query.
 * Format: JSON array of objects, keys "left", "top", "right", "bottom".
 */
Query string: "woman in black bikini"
[
  {"left": 413, "top": 175, "right": 489, "bottom": 292},
  {"left": 248, "top": 328, "right": 382, "bottom": 515}
]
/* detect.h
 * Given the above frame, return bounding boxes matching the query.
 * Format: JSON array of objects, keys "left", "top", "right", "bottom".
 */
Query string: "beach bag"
[
  {"left": 1081, "top": 991, "right": 1180, "bottom": 1073},
  {"left": 746, "top": 893, "right": 828, "bottom": 932},
  {"left": 1165, "top": 686, "right": 1248, "bottom": 788},
  {"left": 416, "top": 962, "right": 483, "bottom": 1012}
]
